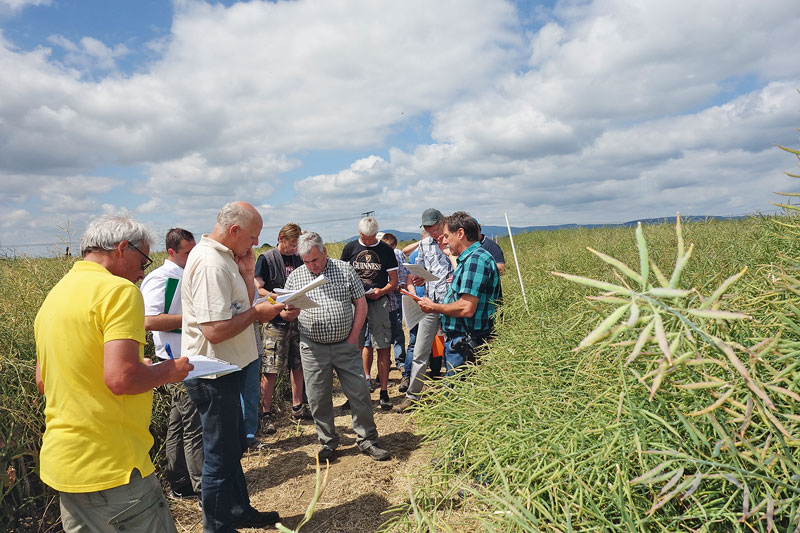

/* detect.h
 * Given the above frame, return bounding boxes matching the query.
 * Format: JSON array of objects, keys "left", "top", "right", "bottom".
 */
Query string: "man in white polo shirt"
[
  {"left": 140, "top": 227, "right": 201, "bottom": 500},
  {"left": 181, "top": 201, "right": 284, "bottom": 531}
]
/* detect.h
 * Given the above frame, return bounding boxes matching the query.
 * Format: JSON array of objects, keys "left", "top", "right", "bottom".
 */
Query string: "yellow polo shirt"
[{"left": 34, "top": 261, "right": 153, "bottom": 492}]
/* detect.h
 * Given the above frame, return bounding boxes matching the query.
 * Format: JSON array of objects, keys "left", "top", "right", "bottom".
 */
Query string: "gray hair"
[
  {"left": 80, "top": 214, "right": 154, "bottom": 256},
  {"left": 217, "top": 201, "right": 258, "bottom": 230},
  {"left": 358, "top": 217, "right": 378, "bottom": 237},
  {"left": 297, "top": 232, "right": 324, "bottom": 256}
]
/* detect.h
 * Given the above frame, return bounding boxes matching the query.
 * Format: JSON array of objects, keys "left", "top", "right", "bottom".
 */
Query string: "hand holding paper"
[{"left": 255, "top": 274, "right": 328, "bottom": 310}]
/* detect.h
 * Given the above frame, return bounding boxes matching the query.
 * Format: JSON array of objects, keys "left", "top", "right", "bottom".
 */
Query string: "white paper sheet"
[
  {"left": 403, "top": 263, "right": 441, "bottom": 282},
  {"left": 155, "top": 355, "right": 241, "bottom": 379},
  {"left": 402, "top": 294, "right": 427, "bottom": 330},
  {"left": 254, "top": 274, "right": 328, "bottom": 310}
]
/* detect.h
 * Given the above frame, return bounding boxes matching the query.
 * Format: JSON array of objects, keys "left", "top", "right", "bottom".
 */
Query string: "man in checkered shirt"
[
  {"left": 285, "top": 232, "right": 390, "bottom": 462},
  {"left": 415, "top": 211, "right": 501, "bottom": 377}
]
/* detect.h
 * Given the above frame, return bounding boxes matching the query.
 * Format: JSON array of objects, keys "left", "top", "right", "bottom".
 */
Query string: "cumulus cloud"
[
  {"left": 0, "top": 0, "right": 49, "bottom": 17},
  {"left": 1, "top": 0, "right": 799, "bottom": 250},
  {"left": 47, "top": 34, "right": 130, "bottom": 73}
]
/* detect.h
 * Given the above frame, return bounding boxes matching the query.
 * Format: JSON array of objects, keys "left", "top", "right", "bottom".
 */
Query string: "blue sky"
[{"left": 1, "top": 0, "right": 799, "bottom": 254}]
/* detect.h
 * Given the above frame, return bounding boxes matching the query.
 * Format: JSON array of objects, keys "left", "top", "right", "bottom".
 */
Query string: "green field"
[
  {"left": 3, "top": 213, "right": 800, "bottom": 531},
  {"left": 383, "top": 214, "right": 800, "bottom": 532}
]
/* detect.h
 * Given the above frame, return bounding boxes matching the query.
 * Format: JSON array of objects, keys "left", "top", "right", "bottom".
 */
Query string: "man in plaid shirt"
[
  {"left": 286, "top": 232, "right": 390, "bottom": 462},
  {"left": 416, "top": 211, "right": 501, "bottom": 377}
]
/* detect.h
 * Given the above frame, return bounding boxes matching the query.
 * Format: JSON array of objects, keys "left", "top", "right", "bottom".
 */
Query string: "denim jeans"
[
  {"left": 185, "top": 372, "right": 253, "bottom": 533},
  {"left": 443, "top": 336, "right": 467, "bottom": 377},
  {"left": 403, "top": 325, "right": 417, "bottom": 378},
  {"left": 389, "top": 309, "right": 405, "bottom": 369},
  {"left": 239, "top": 356, "right": 261, "bottom": 445}
]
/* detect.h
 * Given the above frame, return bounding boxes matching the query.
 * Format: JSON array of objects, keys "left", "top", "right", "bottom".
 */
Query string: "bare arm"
[
  {"left": 35, "top": 362, "right": 43, "bottom": 394},
  {"left": 255, "top": 275, "right": 280, "bottom": 299},
  {"left": 346, "top": 296, "right": 367, "bottom": 344},
  {"left": 369, "top": 269, "right": 398, "bottom": 299},
  {"left": 418, "top": 294, "right": 478, "bottom": 318},
  {"left": 144, "top": 313, "right": 182, "bottom": 332},
  {"left": 497, "top": 263, "right": 506, "bottom": 275},
  {"left": 200, "top": 302, "right": 283, "bottom": 344},
  {"left": 401, "top": 240, "right": 420, "bottom": 256},
  {"left": 103, "top": 339, "right": 193, "bottom": 395}
]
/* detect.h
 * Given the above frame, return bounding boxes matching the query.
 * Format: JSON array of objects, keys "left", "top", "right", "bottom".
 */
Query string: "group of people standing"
[{"left": 33, "top": 200, "right": 503, "bottom": 532}]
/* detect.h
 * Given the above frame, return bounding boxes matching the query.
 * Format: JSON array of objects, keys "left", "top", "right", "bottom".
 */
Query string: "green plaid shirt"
[{"left": 441, "top": 242, "right": 501, "bottom": 336}]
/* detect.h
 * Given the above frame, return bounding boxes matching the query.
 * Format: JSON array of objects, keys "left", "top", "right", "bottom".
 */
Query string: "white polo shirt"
[
  {"left": 181, "top": 235, "right": 258, "bottom": 372},
  {"left": 140, "top": 258, "right": 184, "bottom": 359}
]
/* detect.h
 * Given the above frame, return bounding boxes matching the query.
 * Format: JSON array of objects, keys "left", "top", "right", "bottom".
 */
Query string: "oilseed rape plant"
[{"left": 553, "top": 216, "right": 800, "bottom": 531}]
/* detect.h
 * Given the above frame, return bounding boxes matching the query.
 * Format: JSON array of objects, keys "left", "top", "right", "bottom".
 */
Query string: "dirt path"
[{"left": 171, "top": 367, "right": 430, "bottom": 532}]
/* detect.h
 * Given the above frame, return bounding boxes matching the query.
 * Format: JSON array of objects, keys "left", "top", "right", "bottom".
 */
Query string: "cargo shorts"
[{"left": 260, "top": 321, "right": 302, "bottom": 374}]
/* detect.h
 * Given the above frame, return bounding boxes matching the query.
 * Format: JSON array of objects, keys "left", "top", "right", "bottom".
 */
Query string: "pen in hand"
[{"left": 165, "top": 343, "right": 174, "bottom": 360}]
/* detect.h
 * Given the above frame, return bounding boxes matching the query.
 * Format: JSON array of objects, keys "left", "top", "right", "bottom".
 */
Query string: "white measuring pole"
[{"left": 505, "top": 212, "right": 529, "bottom": 314}]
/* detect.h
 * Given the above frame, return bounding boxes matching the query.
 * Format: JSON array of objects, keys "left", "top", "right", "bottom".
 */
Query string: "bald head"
[
  {"left": 217, "top": 201, "right": 261, "bottom": 230},
  {"left": 210, "top": 201, "right": 263, "bottom": 256}
]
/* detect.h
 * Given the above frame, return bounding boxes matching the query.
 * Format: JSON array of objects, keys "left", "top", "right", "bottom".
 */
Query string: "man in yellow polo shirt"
[{"left": 34, "top": 214, "right": 194, "bottom": 533}]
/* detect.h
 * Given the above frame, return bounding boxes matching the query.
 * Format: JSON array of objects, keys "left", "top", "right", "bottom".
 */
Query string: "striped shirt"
[
  {"left": 441, "top": 242, "right": 501, "bottom": 336},
  {"left": 285, "top": 258, "right": 365, "bottom": 344},
  {"left": 415, "top": 236, "right": 453, "bottom": 303}
]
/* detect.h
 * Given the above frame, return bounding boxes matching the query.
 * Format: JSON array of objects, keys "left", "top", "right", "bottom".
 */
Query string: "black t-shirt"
[
  {"left": 340, "top": 239, "right": 398, "bottom": 292},
  {"left": 254, "top": 248, "right": 304, "bottom": 326}
]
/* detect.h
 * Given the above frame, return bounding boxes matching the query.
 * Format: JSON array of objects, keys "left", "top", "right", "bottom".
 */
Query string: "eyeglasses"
[{"left": 129, "top": 242, "right": 153, "bottom": 270}]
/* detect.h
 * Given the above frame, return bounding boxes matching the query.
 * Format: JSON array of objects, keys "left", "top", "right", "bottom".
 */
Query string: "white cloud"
[
  {"left": 47, "top": 34, "right": 129, "bottom": 72},
  {"left": 1, "top": 0, "right": 800, "bottom": 251},
  {"left": 0, "top": 0, "right": 49, "bottom": 16}
]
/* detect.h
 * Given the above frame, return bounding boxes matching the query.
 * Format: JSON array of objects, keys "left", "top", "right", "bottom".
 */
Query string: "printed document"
[
  {"left": 255, "top": 274, "right": 328, "bottom": 309},
  {"left": 402, "top": 294, "right": 427, "bottom": 330},
  {"left": 403, "top": 263, "right": 441, "bottom": 283}
]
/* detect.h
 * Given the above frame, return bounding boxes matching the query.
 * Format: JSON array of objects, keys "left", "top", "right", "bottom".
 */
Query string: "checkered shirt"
[
  {"left": 285, "top": 258, "right": 365, "bottom": 344},
  {"left": 441, "top": 242, "right": 501, "bottom": 336},
  {"left": 387, "top": 248, "right": 408, "bottom": 312},
  {"left": 416, "top": 236, "right": 453, "bottom": 303}
]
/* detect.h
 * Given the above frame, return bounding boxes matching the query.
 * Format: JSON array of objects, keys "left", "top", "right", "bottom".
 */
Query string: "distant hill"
[
  {"left": 342, "top": 230, "right": 421, "bottom": 243},
  {"left": 342, "top": 216, "right": 748, "bottom": 243},
  {"left": 479, "top": 215, "right": 748, "bottom": 239}
]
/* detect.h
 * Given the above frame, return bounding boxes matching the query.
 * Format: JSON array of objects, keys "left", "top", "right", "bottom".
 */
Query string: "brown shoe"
[
  {"left": 398, "top": 375, "right": 410, "bottom": 393},
  {"left": 259, "top": 412, "right": 276, "bottom": 435},
  {"left": 394, "top": 397, "right": 415, "bottom": 413}
]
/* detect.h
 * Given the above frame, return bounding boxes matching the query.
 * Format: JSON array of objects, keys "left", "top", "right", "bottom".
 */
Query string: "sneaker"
[
  {"left": 398, "top": 375, "right": 410, "bottom": 393},
  {"left": 361, "top": 443, "right": 390, "bottom": 461},
  {"left": 394, "top": 397, "right": 415, "bottom": 414},
  {"left": 379, "top": 390, "right": 392, "bottom": 411},
  {"left": 291, "top": 404, "right": 313, "bottom": 420},
  {"left": 170, "top": 486, "right": 199, "bottom": 499},
  {"left": 247, "top": 440, "right": 270, "bottom": 452},
  {"left": 367, "top": 377, "right": 376, "bottom": 392},
  {"left": 234, "top": 509, "right": 281, "bottom": 529},
  {"left": 259, "top": 412, "right": 276, "bottom": 435},
  {"left": 317, "top": 445, "right": 336, "bottom": 462}
]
